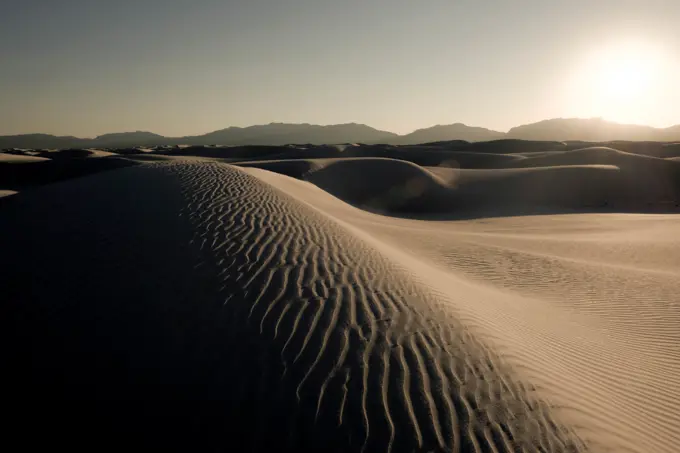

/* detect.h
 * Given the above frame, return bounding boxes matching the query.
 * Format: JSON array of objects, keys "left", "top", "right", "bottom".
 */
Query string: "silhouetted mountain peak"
[
  {"left": 2, "top": 118, "right": 680, "bottom": 149},
  {"left": 507, "top": 118, "right": 677, "bottom": 141},
  {"left": 95, "top": 131, "right": 163, "bottom": 140},
  {"left": 398, "top": 123, "right": 505, "bottom": 144}
]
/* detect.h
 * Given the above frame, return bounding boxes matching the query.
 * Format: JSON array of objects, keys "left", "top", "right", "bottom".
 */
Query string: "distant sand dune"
[
  {"left": 237, "top": 157, "right": 322, "bottom": 178},
  {"left": 142, "top": 143, "right": 529, "bottom": 168},
  {"left": 24, "top": 148, "right": 119, "bottom": 159},
  {"left": 662, "top": 143, "right": 680, "bottom": 157},
  {"left": 239, "top": 156, "right": 678, "bottom": 216},
  {"left": 0, "top": 152, "right": 50, "bottom": 163},
  {"left": 508, "top": 146, "right": 677, "bottom": 168},
  {"left": 598, "top": 141, "right": 680, "bottom": 158}
]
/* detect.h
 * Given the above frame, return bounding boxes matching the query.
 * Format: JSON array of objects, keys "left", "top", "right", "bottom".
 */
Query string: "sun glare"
[
  {"left": 593, "top": 48, "right": 656, "bottom": 101},
  {"left": 566, "top": 40, "right": 668, "bottom": 125}
]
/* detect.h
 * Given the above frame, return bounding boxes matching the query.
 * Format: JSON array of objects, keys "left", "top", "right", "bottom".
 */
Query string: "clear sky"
[{"left": 2, "top": 0, "right": 679, "bottom": 137}]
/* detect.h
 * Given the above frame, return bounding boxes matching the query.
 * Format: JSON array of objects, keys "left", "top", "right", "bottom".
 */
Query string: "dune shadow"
[
  {"left": 0, "top": 156, "right": 140, "bottom": 191},
  {"left": 295, "top": 157, "right": 680, "bottom": 221}
]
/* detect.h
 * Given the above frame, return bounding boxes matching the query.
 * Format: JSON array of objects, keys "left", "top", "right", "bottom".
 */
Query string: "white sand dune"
[
  {"left": 253, "top": 165, "right": 680, "bottom": 453},
  {"left": 1, "top": 155, "right": 679, "bottom": 452},
  {"left": 0, "top": 189, "right": 17, "bottom": 198},
  {"left": 242, "top": 156, "right": 678, "bottom": 214},
  {"left": 508, "top": 146, "right": 679, "bottom": 168},
  {"left": 0, "top": 152, "right": 50, "bottom": 162},
  {"left": 661, "top": 144, "right": 680, "bottom": 159}
]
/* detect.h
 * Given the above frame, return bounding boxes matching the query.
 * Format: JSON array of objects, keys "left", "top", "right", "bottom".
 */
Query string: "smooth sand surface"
[
  {"left": 0, "top": 189, "right": 17, "bottom": 198},
  {"left": 0, "top": 152, "right": 51, "bottom": 162},
  {"left": 238, "top": 155, "right": 678, "bottom": 214},
  {"left": 2, "top": 141, "right": 680, "bottom": 452}
]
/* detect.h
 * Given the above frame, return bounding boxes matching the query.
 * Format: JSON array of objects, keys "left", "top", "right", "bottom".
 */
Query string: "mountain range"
[{"left": 2, "top": 118, "right": 679, "bottom": 149}]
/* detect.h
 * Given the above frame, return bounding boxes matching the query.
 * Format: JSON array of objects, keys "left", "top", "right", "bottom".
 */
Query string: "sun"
[
  {"left": 592, "top": 48, "right": 656, "bottom": 102},
  {"left": 566, "top": 40, "right": 668, "bottom": 124}
]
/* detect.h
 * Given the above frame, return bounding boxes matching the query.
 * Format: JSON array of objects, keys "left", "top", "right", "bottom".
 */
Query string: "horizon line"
[{"left": 3, "top": 116, "right": 679, "bottom": 139}]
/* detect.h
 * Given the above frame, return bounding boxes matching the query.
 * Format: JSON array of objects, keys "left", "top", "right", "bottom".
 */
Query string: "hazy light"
[
  {"left": 566, "top": 39, "right": 669, "bottom": 125},
  {"left": 594, "top": 44, "right": 659, "bottom": 101}
]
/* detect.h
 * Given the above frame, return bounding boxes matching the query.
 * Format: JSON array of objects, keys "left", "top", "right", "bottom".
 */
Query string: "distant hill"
[
  {"left": 93, "top": 131, "right": 167, "bottom": 148},
  {"left": 507, "top": 118, "right": 680, "bottom": 142},
  {"left": 0, "top": 123, "right": 397, "bottom": 149},
  {"left": 0, "top": 133, "right": 88, "bottom": 150},
  {"left": 2, "top": 118, "right": 680, "bottom": 149},
  {"left": 185, "top": 123, "right": 399, "bottom": 146},
  {"left": 0, "top": 131, "right": 168, "bottom": 150},
  {"left": 396, "top": 123, "right": 505, "bottom": 144}
]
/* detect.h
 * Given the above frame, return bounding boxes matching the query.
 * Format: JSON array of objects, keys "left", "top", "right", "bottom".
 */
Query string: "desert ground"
[{"left": 1, "top": 140, "right": 680, "bottom": 452}]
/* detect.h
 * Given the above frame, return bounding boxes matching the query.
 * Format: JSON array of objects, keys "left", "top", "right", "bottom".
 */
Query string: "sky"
[{"left": 1, "top": 0, "right": 679, "bottom": 137}]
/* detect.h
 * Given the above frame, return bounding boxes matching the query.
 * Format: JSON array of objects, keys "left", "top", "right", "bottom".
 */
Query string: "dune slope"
[
  {"left": 249, "top": 166, "right": 680, "bottom": 453},
  {"left": 1, "top": 161, "right": 587, "bottom": 452}
]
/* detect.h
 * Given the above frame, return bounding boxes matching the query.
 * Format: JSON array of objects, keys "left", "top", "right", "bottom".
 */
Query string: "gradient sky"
[{"left": 2, "top": 0, "right": 679, "bottom": 137}]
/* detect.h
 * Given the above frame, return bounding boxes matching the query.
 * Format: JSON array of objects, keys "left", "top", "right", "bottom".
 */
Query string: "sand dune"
[
  {"left": 662, "top": 144, "right": 680, "bottom": 159},
  {"left": 0, "top": 153, "right": 139, "bottom": 192},
  {"left": 18, "top": 148, "right": 119, "bottom": 159},
  {"left": 248, "top": 166, "right": 680, "bottom": 453},
  {"left": 0, "top": 152, "right": 50, "bottom": 162},
  {"left": 117, "top": 142, "right": 530, "bottom": 169},
  {"left": 507, "top": 146, "right": 677, "bottom": 168},
  {"left": 238, "top": 156, "right": 678, "bottom": 216},
  {"left": 1, "top": 140, "right": 679, "bottom": 452},
  {"left": 1, "top": 162, "right": 587, "bottom": 452},
  {"left": 237, "top": 157, "right": 322, "bottom": 178},
  {"left": 597, "top": 141, "right": 680, "bottom": 158}
]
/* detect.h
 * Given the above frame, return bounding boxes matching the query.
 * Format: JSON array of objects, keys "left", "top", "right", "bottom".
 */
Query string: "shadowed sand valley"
[{"left": 2, "top": 140, "right": 680, "bottom": 452}]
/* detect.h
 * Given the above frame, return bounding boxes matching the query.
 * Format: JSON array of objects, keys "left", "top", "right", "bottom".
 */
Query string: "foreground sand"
[{"left": 1, "top": 146, "right": 679, "bottom": 452}]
